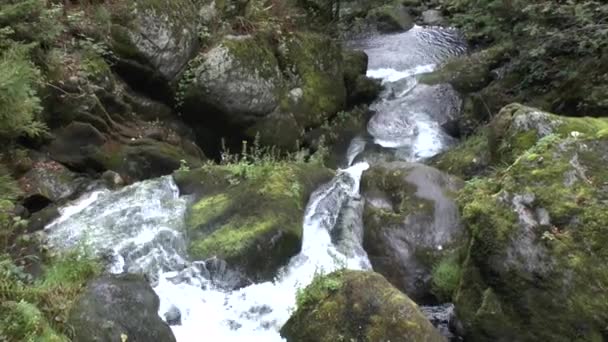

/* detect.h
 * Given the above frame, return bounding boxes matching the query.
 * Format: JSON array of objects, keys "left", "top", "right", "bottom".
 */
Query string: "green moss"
[
  {"left": 455, "top": 132, "right": 608, "bottom": 341},
  {"left": 431, "top": 133, "right": 489, "bottom": 179},
  {"left": 223, "top": 35, "right": 280, "bottom": 81},
  {"left": 186, "top": 193, "right": 232, "bottom": 230},
  {"left": 182, "top": 161, "right": 332, "bottom": 280},
  {"left": 279, "top": 32, "right": 346, "bottom": 128},
  {"left": 282, "top": 270, "right": 443, "bottom": 342},
  {"left": 296, "top": 271, "right": 344, "bottom": 309},
  {"left": 431, "top": 253, "right": 463, "bottom": 301},
  {"left": 190, "top": 214, "right": 282, "bottom": 260},
  {"left": 0, "top": 250, "right": 101, "bottom": 341}
]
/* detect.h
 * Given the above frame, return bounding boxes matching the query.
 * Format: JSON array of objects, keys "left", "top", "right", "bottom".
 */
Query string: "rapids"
[{"left": 45, "top": 25, "right": 466, "bottom": 341}]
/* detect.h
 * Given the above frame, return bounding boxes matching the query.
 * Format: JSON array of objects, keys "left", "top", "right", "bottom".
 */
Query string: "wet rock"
[
  {"left": 47, "top": 122, "right": 107, "bottom": 172},
  {"left": 277, "top": 32, "right": 347, "bottom": 128},
  {"left": 101, "top": 170, "right": 124, "bottom": 189},
  {"left": 432, "top": 103, "right": 608, "bottom": 179},
  {"left": 106, "top": 0, "right": 199, "bottom": 94},
  {"left": 342, "top": 50, "right": 381, "bottom": 105},
  {"left": 361, "top": 162, "right": 465, "bottom": 302},
  {"left": 368, "top": 3, "right": 415, "bottom": 33},
  {"left": 18, "top": 159, "right": 89, "bottom": 211},
  {"left": 98, "top": 138, "right": 204, "bottom": 183},
  {"left": 164, "top": 305, "right": 182, "bottom": 326},
  {"left": 280, "top": 270, "right": 444, "bottom": 342},
  {"left": 422, "top": 10, "right": 445, "bottom": 26},
  {"left": 455, "top": 128, "right": 608, "bottom": 341},
  {"left": 26, "top": 205, "right": 59, "bottom": 232},
  {"left": 69, "top": 273, "right": 176, "bottom": 342},
  {"left": 175, "top": 162, "right": 333, "bottom": 281},
  {"left": 182, "top": 34, "right": 282, "bottom": 127}
]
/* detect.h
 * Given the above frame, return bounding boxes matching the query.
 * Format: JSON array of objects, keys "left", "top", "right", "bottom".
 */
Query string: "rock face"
[
  {"left": 107, "top": 0, "right": 199, "bottom": 92},
  {"left": 181, "top": 32, "right": 359, "bottom": 151},
  {"left": 432, "top": 103, "right": 608, "bottom": 179},
  {"left": 454, "top": 105, "right": 608, "bottom": 341},
  {"left": 183, "top": 35, "right": 282, "bottom": 126},
  {"left": 18, "top": 158, "right": 89, "bottom": 211},
  {"left": 68, "top": 274, "right": 176, "bottom": 342},
  {"left": 174, "top": 162, "right": 333, "bottom": 281},
  {"left": 368, "top": 3, "right": 415, "bottom": 33},
  {"left": 280, "top": 270, "right": 444, "bottom": 342},
  {"left": 361, "top": 162, "right": 465, "bottom": 302}
]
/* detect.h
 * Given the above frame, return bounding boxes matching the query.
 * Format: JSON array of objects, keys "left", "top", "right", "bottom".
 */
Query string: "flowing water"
[{"left": 45, "top": 25, "right": 466, "bottom": 341}]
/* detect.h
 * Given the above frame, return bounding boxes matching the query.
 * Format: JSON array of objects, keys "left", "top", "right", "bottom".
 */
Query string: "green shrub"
[
  {"left": 0, "top": 250, "right": 101, "bottom": 341},
  {"left": 0, "top": 44, "right": 47, "bottom": 139},
  {"left": 431, "top": 254, "right": 462, "bottom": 301}
]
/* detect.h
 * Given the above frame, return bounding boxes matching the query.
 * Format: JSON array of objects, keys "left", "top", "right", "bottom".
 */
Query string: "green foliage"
[
  {"left": 295, "top": 269, "right": 343, "bottom": 309},
  {"left": 0, "top": 250, "right": 101, "bottom": 341},
  {"left": 0, "top": 45, "right": 47, "bottom": 139},
  {"left": 0, "top": 0, "right": 63, "bottom": 48},
  {"left": 431, "top": 254, "right": 462, "bottom": 301},
  {"left": 445, "top": 0, "right": 608, "bottom": 116}
]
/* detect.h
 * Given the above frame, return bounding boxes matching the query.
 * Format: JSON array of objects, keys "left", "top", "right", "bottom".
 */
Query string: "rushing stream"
[{"left": 45, "top": 25, "right": 466, "bottom": 341}]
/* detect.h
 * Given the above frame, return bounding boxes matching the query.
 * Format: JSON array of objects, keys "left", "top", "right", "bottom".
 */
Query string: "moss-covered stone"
[
  {"left": 281, "top": 270, "right": 444, "bottom": 342},
  {"left": 97, "top": 138, "right": 204, "bottom": 183},
  {"left": 367, "top": 3, "right": 415, "bottom": 33},
  {"left": 454, "top": 123, "right": 608, "bottom": 340},
  {"left": 176, "top": 161, "right": 333, "bottom": 281},
  {"left": 278, "top": 32, "right": 347, "bottom": 128},
  {"left": 419, "top": 43, "right": 513, "bottom": 94},
  {"left": 432, "top": 103, "right": 608, "bottom": 179},
  {"left": 102, "top": 0, "right": 199, "bottom": 86},
  {"left": 361, "top": 162, "right": 465, "bottom": 302}
]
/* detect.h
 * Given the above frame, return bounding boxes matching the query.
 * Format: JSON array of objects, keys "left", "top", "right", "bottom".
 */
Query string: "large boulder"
[
  {"left": 68, "top": 273, "right": 176, "bottom": 342},
  {"left": 181, "top": 31, "right": 351, "bottom": 151},
  {"left": 182, "top": 34, "right": 283, "bottom": 127},
  {"left": 361, "top": 162, "right": 465, "bottom": 302},
  {"left": 174, "top": 162, "right": 333, "bottom": 281},
  {"left": 367, "top": 3, "right": 415, "bottom": 33},
  {"left": 18, "top": 158, "right": 89, "bottom": 211},
  {"left": 432, "top": 103, "right": 608, "bottom": 179},
  {"left": 277, "top": 32, "right": 347, "bottom": 128},
  {"left": 454, "top": 109, "right": 608, "bottom": 340},
  {"left": 104, "top": 0, "right": 199, "bottom": 93},
  {"left": 48, "top": 123, "right": 204, "bottom": 183},
  {"left": 280, "top": 270, "right": 444, "bottom": 342}
]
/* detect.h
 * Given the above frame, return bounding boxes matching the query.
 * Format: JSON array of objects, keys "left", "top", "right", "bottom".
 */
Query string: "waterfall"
[{"left": 45, "top": 25, "right": 467, "bottom": 341}]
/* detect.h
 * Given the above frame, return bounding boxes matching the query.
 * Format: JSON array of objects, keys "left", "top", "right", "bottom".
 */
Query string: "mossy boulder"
[
  {"left": 367, "top": 3, "right": 415, "bottom": 33},
  {"left": 455, "top": 130, "right": 608, "bottom": 341},
  {"left": 69, "top": 273, "right": 176, "bottom": 342},
  {"left": 98, "top": 138, "right": 204, "bottom": 183},
  {"left": 175, "top": 162, "right": 333, "bottom": 281},
  {"left": 18, "top": 158, "right": 90, "bottom": 212},
  {"left": 103, "top": 0, "right": 199, "bottom": 91},
  {"left": 182, "top": 34, "right": 283, "bottom": 127},
  {"left": 361, "top": 162, "right": 465, "bottom": 302},
  {"left": 432, "top": 103, "right": 608, "bottom": 179},
  {"left": 342, "top": 49, "right": 382, "bottom": 106},
  {"left": 419, "top": 44, "right": 513, "bottom": 94},
  {"left": 280, "top": 270, "right": 444, "bottom": 342},
  {"left": 278, "top": 32, "right": 348, "bottom": 128}
]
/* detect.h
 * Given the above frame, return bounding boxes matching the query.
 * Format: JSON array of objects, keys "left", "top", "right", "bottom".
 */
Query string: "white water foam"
[
  {"left": 157, "top": 162, "right": 371, "bottom": 341},
  {"left": 45, "top": 163, "right": 372, "bottom": 342}
]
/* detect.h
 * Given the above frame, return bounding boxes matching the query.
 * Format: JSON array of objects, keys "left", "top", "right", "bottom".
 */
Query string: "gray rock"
[
  {"left": 109, "top": 0, "right": 199, "bottom": 83},
  {"left": 361, "top": 162, "right": 465, "bottom": 301},
  {"left": 184, "top": 35, "right": 282, "bottom": 126},
  {"left": 19, "top": 159, "right": 89, "bottom": 208},
  {"left": 69, "top": 273, "right": 176, "bottom": 342},
  {"left": 164, "top": 305, "right": 182, "bottom": 326},
  {"left": 422, "top": 10, "right": 445, "bottom": 26}
]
